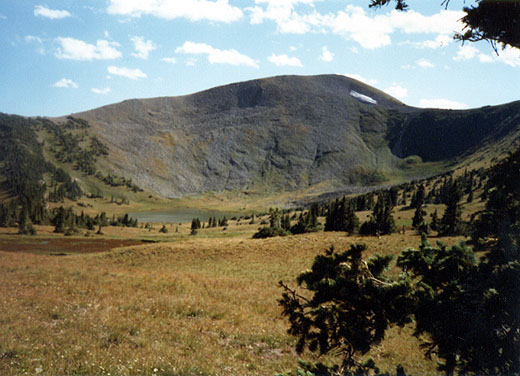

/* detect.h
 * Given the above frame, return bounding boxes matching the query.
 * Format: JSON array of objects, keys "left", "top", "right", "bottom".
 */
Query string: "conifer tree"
[
  {"left": 430, "top": 209, "right": 439, "bottom": 231},
  {"left": 412, "top": 192, "right": 426, "bottom": 229},
  {"left": 439, "top": 181, "right": 463, "bottom": 236},
  {"left": 360, "top": 193, "right": 396, "bottom": 235}
]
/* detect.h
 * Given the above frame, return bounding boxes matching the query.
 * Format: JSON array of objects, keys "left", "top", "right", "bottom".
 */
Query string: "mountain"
[{"left": 2, "top": 74, "right": 520, "bottom": 202}]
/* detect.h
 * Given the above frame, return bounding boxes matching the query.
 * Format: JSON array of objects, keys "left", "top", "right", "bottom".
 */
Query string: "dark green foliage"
[
  {"left": 466, "top": 189, "right": 473, "bottom": 203},
  {"left": 207, "top": 216, "right": 229, "bottom": 228},
  {"left": 191, "top": 218, "right": 201, "bottom": 235},
  {"left": 95, "top": 172, "right": 142, "bottom": 192},
  {"left": 49, "top": 206, "right": 126, "bottom": 234},
  {"left": 111, "top": 213, "right": 138, "bottom": 227},
  {"left": 281, "top": 149, "right": 520, "bottom": 376},
  {"left": 359, "top": 193, "right": 396, "bottom": 235},
  {"left": 252, "top": 226, "right": 290, "bottom": 239},
  {"left": 397, "top": 232, "right": 520, "bottom": 375},
  {"left": 281, "top": 214, "right": 292, "bottom": 231},
  {"left": 397, "top": 238, "right": 477, "bottom": 375},
  {"left": 253, "top": 209, "right": 292, "bottom": 238},
  {"left": 52, "top": 206, "right": 68, "bottom": 233},
  {"left": 411, "top": 188, "right": 426, "bottom": 230},
  {"left": 159, "top": 225, "right": 169, "bottom": 233},
  {"left": 457, "top": 1, "right": 520, "bottom": 51},
  {"left": 438, "top": 181, "right": 463, "bottom": 236},
  {"left": 90, "top": 136, "right": 109, "bottom": 156},
  {"left": 0, "top": 114, "right": 56, "bottom": 222},
  {"left": 279, "top": 244, "right": 412, "bottom": 370},
  {"left": 325, "top": 198, "right": 359, "bottom": 234},
  {"left": 410, "top": 184, "right": 425, "bottom": 209},
  {"left": 290, "top": 204, "right": 323, "bottom": 235},
  {"left": 17, "top": 205, "right": 36, "bottom": 235},
  {"left": 430, "top": 209, "right": 439, "bottom": 232},
  {"left": 473, "top": 148, "right": 520, "bottom": 247},
  {"left": 0, "top": 114, "right": 52, "bottom": 194},
  {"left": 219, "top": 216, "right": 228, "bottom": 227},
  {"left": 0, "top": 201, "right": 17, "bottom": 227}
]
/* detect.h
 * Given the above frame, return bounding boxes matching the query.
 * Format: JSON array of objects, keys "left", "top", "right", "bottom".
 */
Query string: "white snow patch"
[{"left": 350, "top": 90, "right": 377, "bottom": 105}]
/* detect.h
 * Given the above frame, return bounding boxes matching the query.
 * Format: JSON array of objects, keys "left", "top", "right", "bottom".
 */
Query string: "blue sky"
[{"left": 1, "top": 0, "right": 519, "bottom": 117}]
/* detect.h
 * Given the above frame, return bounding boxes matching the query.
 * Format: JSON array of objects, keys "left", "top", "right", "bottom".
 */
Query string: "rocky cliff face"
[{"left": 74, "top": 74, "right": 520, "bottom": 198}]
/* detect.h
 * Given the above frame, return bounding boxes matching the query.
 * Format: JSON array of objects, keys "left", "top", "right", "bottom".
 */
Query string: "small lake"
[{"left": 129, "top": 207, "right": 236, "bottom": 224}]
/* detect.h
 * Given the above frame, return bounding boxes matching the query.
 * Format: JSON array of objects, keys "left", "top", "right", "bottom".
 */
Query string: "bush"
[
  {"left": 252, "top": 226, "right": 290, "bottom": 239},
  {"left": 159, "top": 225, "right": 168, "bottom": 233}
]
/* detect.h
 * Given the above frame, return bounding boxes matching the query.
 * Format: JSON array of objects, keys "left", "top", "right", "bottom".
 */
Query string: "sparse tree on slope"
[{"left": 439, "top": 181, "right": 463, "bottom": 236}]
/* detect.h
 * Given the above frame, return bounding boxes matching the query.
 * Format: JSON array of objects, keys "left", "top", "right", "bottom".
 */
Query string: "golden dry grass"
[{"left": 0, "top": 219, "right": 468, "bottom": 376}]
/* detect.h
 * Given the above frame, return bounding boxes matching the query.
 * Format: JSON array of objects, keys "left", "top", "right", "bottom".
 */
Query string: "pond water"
[{"left": 129, "top": 207, "right": 235, "bottom": 224}]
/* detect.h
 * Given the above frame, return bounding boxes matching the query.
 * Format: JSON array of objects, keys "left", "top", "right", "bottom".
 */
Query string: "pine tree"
[
  {"left": 430, "top": 209, "right": 439, "bottom": 231},
  {"left": 412, "top": 191, "right": 426, "bottom": 229},
  {"left": 53, "top": 206, "right": 66, "bottom": 233},
  {"left": 360, "top": 193, "right": 396, "bottom": 235},
  {"left": 439, "top": 181, "right": 463, "bottom": 236}
]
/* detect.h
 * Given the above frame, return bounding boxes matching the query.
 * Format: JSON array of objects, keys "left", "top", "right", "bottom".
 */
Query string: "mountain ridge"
[{"left": 3, "top": 74, "right": 519, "bottom": 202}]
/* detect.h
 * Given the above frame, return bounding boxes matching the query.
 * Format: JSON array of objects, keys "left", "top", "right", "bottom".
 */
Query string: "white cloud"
[
  {"left": 176, "top": 41, "right": 259, "bottom": 68},
  {"left": 389, "top": 9, "right": 463, "bottom": 35},
  {"left": 131, "top": 36, "right": 156, "bottom": 59},
  {"left": 384, "top": 85, "right": 408, "bottom": 100},
  {"left": 247, "top": 3, "right": 464, "bottom": 50},
  {"left": 418, "top": 98, "right": 468, "bottom": 110},
  {"left": 326, "top": 6, "right": 393, "bottom": 49},
  {"left": 248, "top": 0, "right": 320, "bottom": 34},
  {"left": 496, "top": 47, "right": 520, "bottom": 67},
  {"left": 161, "top": 57, "right": 177, "bottom": 64},
  {"left": 345, "top": 74, "right": 377, "bottom": 86},
  {"left": 414, "top": 34, "right": 452, "bottom": 49},
  {"left": 453, "top": 44, "right": 479, "bottom": 61},
  {"left": 453, "top": 44, "right": 519, "bottom": 66},
  {"left": 25, "top": 35, "right": 43, "bottom": 44},
  {"left": 34, "top": 5, "right": 71, "bottom": 19},
  {"left": 268, "top": 53, "right": 303, "bottom": 67},
  {"left": 478, "top": 54, "right": 494, "bottom": 63},
  {"left": 53, "top": 78, "right": 78, "bottom": 88},
  {"left": 186, "top": 57, "right": 198, "bottom": 66},
  {"left": 24, "top": 35, "right": 46, "bottom": 55},
  {"left": 107, "top": 0, "right": 242, "bottom": 23},
  {"left": 320, "top": 46, "right": 334, "bottom": 62},
  {"left": 416, "top": 58, "right": 435, "bottom": 68},
  {"left": 107, "top": 66, "right": 147, "bottom": 80},
  {"left": 55, "top": 37, "right": 122, "bottom": 61},
  {"left": 91, "top": 87, "right": 111, "bottom": 95},
  {"left": 25, "top": 35, "right": 46, "bottom": 54}
]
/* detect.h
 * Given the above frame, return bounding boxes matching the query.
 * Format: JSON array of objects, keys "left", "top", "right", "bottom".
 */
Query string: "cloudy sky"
[{"left": 1, "top": 0, "right": 519, "bottom": 116}]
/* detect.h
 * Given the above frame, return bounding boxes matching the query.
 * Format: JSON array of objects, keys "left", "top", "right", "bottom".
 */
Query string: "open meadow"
[{"left": 0, "top": 216, "right": 468, "bottom": 376}]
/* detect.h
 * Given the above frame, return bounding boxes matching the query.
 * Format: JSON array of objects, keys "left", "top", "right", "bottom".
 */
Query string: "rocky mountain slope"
[
  {"left": 72, "top": 74, "right": 520, "bottom": 198},
  {"left": 3, "top": 74, "right": 519, "bottom": 201}
]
